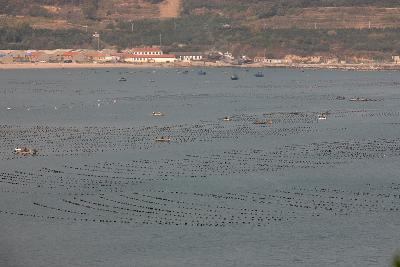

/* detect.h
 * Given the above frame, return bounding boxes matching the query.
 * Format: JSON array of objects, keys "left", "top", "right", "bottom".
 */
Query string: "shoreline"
[{"left": 1, "top": 61, "right": 400, "bottom": 71}]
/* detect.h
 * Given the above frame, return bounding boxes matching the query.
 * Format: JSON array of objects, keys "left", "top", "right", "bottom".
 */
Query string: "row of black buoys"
[
  {"left": 2, "top": 107, "right": 392, "bottom": 161},
  {"left": 1, "top": 162, "right": 400, "bottom": 227}
]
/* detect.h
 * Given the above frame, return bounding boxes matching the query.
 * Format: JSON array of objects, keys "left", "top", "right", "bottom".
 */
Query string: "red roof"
[
  {"left": 30, "top": 51, "right": 45, "bottom": 57},
  {"left": 63, "top": 51, "right": 81, "bottom": 57},
  {"left": 85, "top": 52, "right": 105, "bottom": 58}
]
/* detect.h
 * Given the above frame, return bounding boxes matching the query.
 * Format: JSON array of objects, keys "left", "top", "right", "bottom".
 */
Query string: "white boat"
[
  {"left": 349, "top": 97, "right": 368, "bottom": 102},
  {"left": 223, "top": 116, "right": 232, "bottom": 121},
  {"left": 318, "top": 114, "right": 327, "bottom": 120},
  {"left": 155, "top": 136, "right": 171, "bottom": 142},
  {"left": 152, "top": 112, "right": 165, "bottom": 117},
  {"left": 14, "top": 147, "right": 38, "bottom": 156},
  {"left": 254, "top": 119, "right": 273, "bottom": 125}
]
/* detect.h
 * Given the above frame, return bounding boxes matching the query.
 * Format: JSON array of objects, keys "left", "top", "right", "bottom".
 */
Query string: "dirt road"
[{"left": 159, "top": 0, "right": 181, "bottom": 18}]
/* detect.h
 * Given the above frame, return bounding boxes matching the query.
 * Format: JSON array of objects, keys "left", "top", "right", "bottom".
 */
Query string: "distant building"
[
  {"left": 62, "top": 51, "right": 88, "bottom": 63},
  {"left": 0, "top": 53, "right": 13, "bottom": 64},
  {"left": 324, "top": 57, "right": 339, "bottom": 64},
  {"left": 26, "top": 51, "right": 48, "bottom": 62},
  {"left": 174, "top": 52, "right": 204, "bottom": 61},
  {"left": 85, "top": 51, "right": 107, "bottom": 62},
  {"left": 253, "top": 57, "right": 283, "bottom": 64},
  {"left": 253, "top": 56, "right": 266, "bottom": 63},
  {"left": 9, "top": 51, "right": 28, "bottom": 62},
  {"left": 123, "top": 54, "right": 176, "bottom": 63},
  {"left": 309, "top": 56, "right": 321, "bottom": 63},
  {"left": 128, "top": 47, "right": 163, "bottom": 55},
  {"left": 265, "top": 58, "right": 283, "bottom": 64}
]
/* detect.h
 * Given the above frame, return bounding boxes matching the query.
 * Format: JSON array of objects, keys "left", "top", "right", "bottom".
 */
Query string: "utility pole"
[
  {"left": 93, "top": 32, "right": 100, "bottom": 51},
  {"left": 131, "top": 22, "right": 134, "bottom": 33},
  {"left": 314, "top": 22, "right": 317, "bottom": 30},
  {"left": 368, "top": 21, "right": 371, "bottom": 29},
  {"left": 159, "top": 33, "right": 162, "bottom": 47}
]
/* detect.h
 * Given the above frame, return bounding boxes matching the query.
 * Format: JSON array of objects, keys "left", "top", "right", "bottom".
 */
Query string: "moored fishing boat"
[{"left": 155, "top": 136, "right": 171, "bottom": 142}]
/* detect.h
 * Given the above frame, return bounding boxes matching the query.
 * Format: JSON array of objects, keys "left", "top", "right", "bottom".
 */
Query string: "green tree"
[
  {"left": 393, "top": 252, "right": 400, "bottom": 267},
  {"left": 82, "top": 0, "right": 99, "bottom": 20}
]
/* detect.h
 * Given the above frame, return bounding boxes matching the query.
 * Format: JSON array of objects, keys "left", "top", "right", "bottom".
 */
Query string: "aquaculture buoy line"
[
  {"left": 1, "top": 131, "right": 400, "bottom": 228},
  {"left": 1, "top": 105, "right": 398, "bottom": 159},
  {"left": 1, "top": 180, "right": 399, "bottom": 227},
  {"left": 1, "top": 69, "right": 400, "bottom": 233}
]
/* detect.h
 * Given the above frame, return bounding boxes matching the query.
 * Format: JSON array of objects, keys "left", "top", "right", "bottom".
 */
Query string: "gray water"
[{"left": 0, "top": 68, "right": 399, "bottom": 267}]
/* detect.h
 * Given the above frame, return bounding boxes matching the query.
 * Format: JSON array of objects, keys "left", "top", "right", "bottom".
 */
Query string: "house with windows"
[
  {"left": 127, "top": 47, "right": 163, "bottom": 55},
  {"left": 174, "top": 52, "right": 204, "bottom": 61},
  {"left": 26, "top": 51, "right": 47, "bottom": 62},
  {"left": 123, "top": 54, "right": 176, "bottom": 63},
  {"left": 85, "top": 51, "right": 107, "bottom": 62},
  {"left": 62, "top": 51, "right": 88, "bottom": 63},
  {"left": 0, "top": 52, "right": 13, "bottom": 64}
]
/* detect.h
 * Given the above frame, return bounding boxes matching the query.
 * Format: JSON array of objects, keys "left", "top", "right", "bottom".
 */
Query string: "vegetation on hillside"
[
  {"left": 2, "top": 16, "right": 400, "bottom": 59},
  {"left": 394, "top": 252, "right": 400, "bottom": 267},
  {"left": 1, "top": 0, "right": 400, "bottom": 57},
  {"left": 183, "top": 0, "right": 400, "bottom": 18}
]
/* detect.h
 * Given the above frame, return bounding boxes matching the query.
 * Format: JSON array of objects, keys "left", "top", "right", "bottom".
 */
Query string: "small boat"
[
  {"left": 254, "top": 119, "right": 272, "bottom": 125},
  {"left": 198, "top": 70, "right": 206, "bottom": 75},
  {"left": 254, "top": 71, "right": 264, "bottom": 77},
  {"left": 155, "top": 136, "right": 171, "bottom": 142},
  {"left": 230, "top": 74, "right": 239, "bottom": 80},
  {"left": 318, "top": 114, "right": 327, "bottom": 120},
  {"left": 14, "top": 147, "right": 38, "bottom": 156},
  {"left": 349, "top": 97, "right": 368, "bottom": 102},
  {"left": 152, "top": 112, "right": 165, "bottom": 117},
  {"left": 223, "top": 116, "right": 232, "bottom": 121},
  {"left": 336, "top": 96, "right": 346, "bottom": 100},
  {"left": 118, "top": 77, "right": 127, "bottom": 82}
]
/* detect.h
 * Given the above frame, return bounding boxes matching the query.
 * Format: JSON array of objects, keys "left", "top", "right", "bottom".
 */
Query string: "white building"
[
  {"left": 123, "top": 54, "right": 176, "bottom": 63},
  {"left": 128, "top": 47, "right": 163, "bottom": 55},
  {"left": 174, "top": 52, "right": 204, "bottom": 61},
  {"left": 392, "top": 56, "right": 400, "bottom": 64}
]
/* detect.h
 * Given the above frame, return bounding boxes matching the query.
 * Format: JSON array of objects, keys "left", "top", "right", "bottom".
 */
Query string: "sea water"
[{"left": 0, "top": 68, "right": 399, "bottom": 267}]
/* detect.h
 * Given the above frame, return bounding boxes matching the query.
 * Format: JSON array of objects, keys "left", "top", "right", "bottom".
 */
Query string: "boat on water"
[
  {"left": 155, "top": 136, "right": 171, "bottom": 142},
  {"left": 118, "top": 77, "right": 127, "bottom": 82},
  {"left": 254, "top": 71, "right": 264, "bottom": 77},
  {"left": 231, "top": 74, "right": 239, "bottom": 80},
  {"left": 152, "top": 112, "right": 165, "bottom": 117},
  {"left": 349, "top": 97, "right": 377, "bottom": 102},
  {"left": 318, "top": 114, "right": 327, "bottom": 120},
  {"left": 254, "top": 119, "right": 273, "bottom": 125},
  {"left": 349, "top": 97, "right": 367, "bottom": 101},
  {"left": 14, "top": 147, "right": 38, "bottom": 156},
  {"left": 223, "top": 116, "right": 232, "bottom": 121},
  {"left": 198, "top": 70, "right": 206, "bottom": 75}
]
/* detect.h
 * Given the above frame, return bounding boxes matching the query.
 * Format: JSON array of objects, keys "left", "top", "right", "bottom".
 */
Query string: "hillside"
[{"left": 1, "top": 0, "right": 400, "bottom": 58}]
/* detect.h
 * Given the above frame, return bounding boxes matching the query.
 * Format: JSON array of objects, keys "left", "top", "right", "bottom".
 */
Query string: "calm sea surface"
[{"left": 0, "top": 68, "right": 399, "bottom": 267}]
